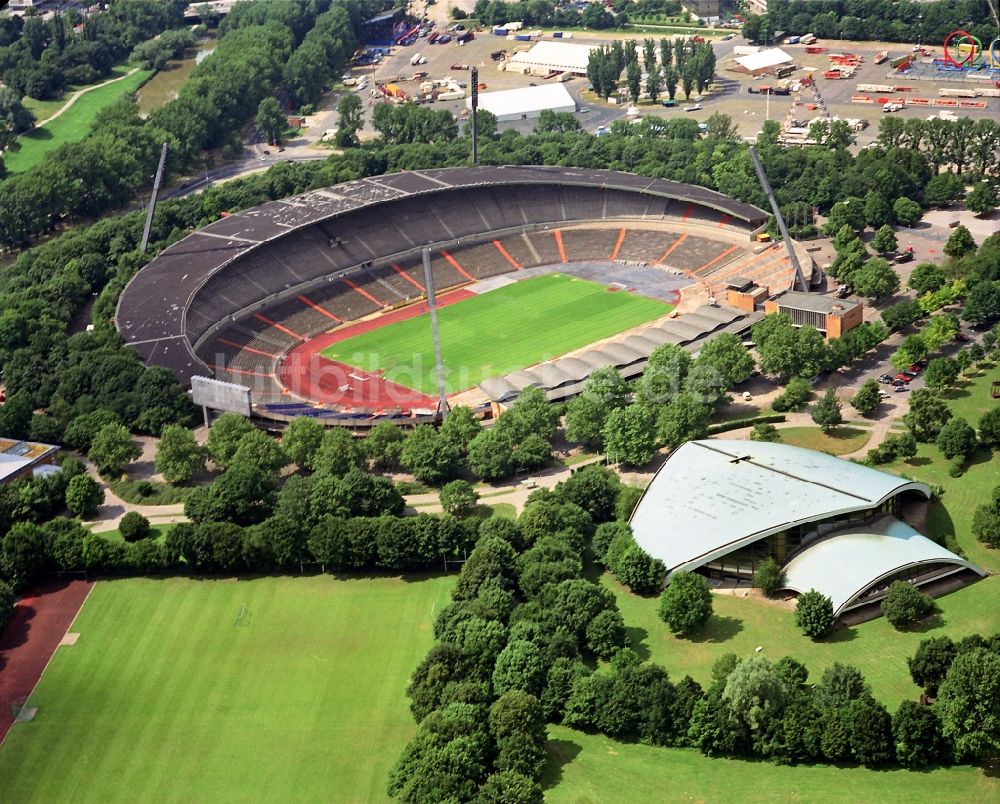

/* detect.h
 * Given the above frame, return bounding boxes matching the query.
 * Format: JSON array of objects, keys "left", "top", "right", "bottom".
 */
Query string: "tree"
[
  {"left": 476, "top": 771, "right": 543, "bottom": 804},
  {"left": 602, "top": 404, "right": 656, "bottom": 467},
  {"left": 752, "top": 557, "right": 783, "bottom": 597},
  {"left": 557, "top": 464, "right": 619, "bottom": 523},
  {"left": 863, "top": 190, "right": 892, "bottom": 229},
  {"left": 972, "top": 486, "right": 1000, "bottom": 547},
  {"left": 962, "top": 281, "right": 1000, "bottom": 328},
  {"left": 656, "top": 393, "right": 710, "bottom": 448},
  {"left": 825, "top": 196, "right": 866, "bottom": 234},
  {"left": 493, "top": 640, "right": 546, "bottom": 698},
  {"left": 938, "top": 648, "right": 1000, "bottom": 760},
  {"left": 852, "top": 258, "right": 900, "bottom": 300},
  {"left": 904, "top": 388, "right": 952, "bottom": 441},
  {"left": 256, "top": 96, "right": 285, "bottom": 145},
  {"left": 851, "top": 380, "right": 881, "bottom": 418},
  {"left": 935, "top": 416, "right": 977, "bottom": 462},
  {"left": 334, "top": 93, "right": 363, "bottom": 147},
  {"left": 816, "top": 663, "right": 871, "bottom": 710},
  {"left": 871, "top": 224, "right": 898, "bottom": 255},
  {"left": 695, "top": 332, "right": 754, "bottom": 388},
  {"left": 881, "top": 580, "right": 934, "bottom": 628},
  {"left": 771, "top": 377, "right": 811, "bottom": 412},
  {"left": 892, "top": 197, "right": 922, "bottom": 227},
  {"left": 118, "top": 511, "right": 151, "bottom": 542},
  {"left": 923, "top": 357, "right": 960, "bottom": 390},
  {"left": 892, "top": 700, "right": 946, "bottom": 768},
  {"left": 944, "top": 225, "right": 976, "bottom": 259},
  {"left": 909, "top": 263, "right": 946, "bottom": 296},
  {"left": 721, "top": 656, "right": 789, "bottom": 732},
  {"left": 439, "top": 479, "right": 479, "bottom": 517},
  {"left": 810, "top": 388, "right": 843, "bottom": 433},
  {"left": 847, "top": 696, "right": 893, "bottom": 767},
  {"left": 282, "top": 416, "right": 324, "bottom": 469},
  {"left": 231, "top": 428, "right": 287, "bottom": 476},
  {"left": 89, "top": 423, "right": 141, "bottom": 477},
  {"left": 439, "top": 406, "right": 482, "bottom": 453},
  {"left": 586, "top": 608, "right": 626, "bottom": 660},
  {"left": 206, "top": 413, "right": 255, "bottom": 470},
  {"left": 908, "top": 636, "right": 958, "bottom": 695},
  {"left": 364, "top": 421, "right": 406, "bottom": 471},
  {"left": 155, "top": 425, "right": 205, "bottom": 484},
  {"left": 965, "top": 181, "right": 998, "bottom": 217},
  {"left": 65, "top": 473, "right": 104, "bottom": 518},
  {"left": 881, "top": 299, "right": 922, "bottom": 332},
  {"left": 1, "top": 522, "right": 48, "bottom": 585},
  {"left": 978, "top": 407, "right": 1000, "bottom": 448},
  {"left": 794, "top": 590, "right": 834, "bottom": 639},
  {"left": 626, "top": 61, "right": 641, "bottom": 105},
  {"left": 657, "top": 571, "right": 712, "bottom": 636},
  {"left": 311, "top": 427, "right": 364, "bottom": 477}
]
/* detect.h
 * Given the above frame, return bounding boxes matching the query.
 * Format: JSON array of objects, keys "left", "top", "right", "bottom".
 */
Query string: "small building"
[
  {"left": 725, "top": 276, "right": 770, "bottom": 314},
  {"left": 504, "top": 41, "right": 595, "bottom": 77},
  {"left": 0, "top": 438, "right": 60, "bottom": 485},
  {"left": 468, "top": 83, "right": 575, "bottom": 122},
  {"left": 730, "top": 47, "right": 795, "bottom": 77},
  {"left": 763, "top": 290, "right": 862, "bottom": 338}
]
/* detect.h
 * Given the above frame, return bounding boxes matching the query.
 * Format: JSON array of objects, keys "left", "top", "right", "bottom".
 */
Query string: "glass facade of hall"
[{"left": 702, "top": 497, "right": 901, "bottom": 580}]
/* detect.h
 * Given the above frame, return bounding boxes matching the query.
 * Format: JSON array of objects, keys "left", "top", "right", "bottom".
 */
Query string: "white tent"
[
  {"left": 733, "top": 47, "right": 794, "bottom": 75},
  {"left": 506, "top": 41, "right": 595, "bottom": 76},
  {"left": 467, "top": 83, "right": 575, "bottom": 122}
]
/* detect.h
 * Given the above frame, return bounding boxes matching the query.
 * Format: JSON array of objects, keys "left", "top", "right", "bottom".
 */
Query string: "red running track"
[
  {"left": 0, "top": 579, "right": 94, "bottom": 743},
  {"left": 278, "top": 289, "right": 475, "bottom": 409}
]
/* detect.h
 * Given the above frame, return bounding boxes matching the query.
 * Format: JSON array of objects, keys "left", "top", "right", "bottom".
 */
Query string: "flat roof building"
[
  {"left": 0, "top": 438, "right": 60, "bottom": 485},
  {"left": 467, "top": 83, "right": 575, "bottom": 122},
  {"left": 505, "top": 41, "right": 596, "bottom": 76},
  {"left": 764, "top": 290, "right": 863, "bottom": 338},
  {"left": 629, "top": 440, "right": 984, "bottom": 622}
]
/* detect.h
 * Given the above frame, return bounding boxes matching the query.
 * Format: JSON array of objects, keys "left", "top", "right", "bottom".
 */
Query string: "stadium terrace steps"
[
  {"left": 616, "top": 229, "right": 679, "bottom": 263},
  {"left": 561, "top": 229, "right": 621, "bottom": 262},
  {"left": 446, "top": 242, "right": 520, "bottom": 279},
  {"left": 525, "top": 231, "right": 564, "bottom": 266}
]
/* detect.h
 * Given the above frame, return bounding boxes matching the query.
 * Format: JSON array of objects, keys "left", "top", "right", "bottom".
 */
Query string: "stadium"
[
  {"left": 629, "top": 440, "right": 987, "bottom": 621},
  {"left": 116, "top": 166, "right": 815, "bottom": 425}
]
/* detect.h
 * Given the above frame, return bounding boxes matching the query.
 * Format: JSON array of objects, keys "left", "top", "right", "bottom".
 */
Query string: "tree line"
[
  {"left": 743, "top": 0, "right": 997, "bottom": 47},
  {"left": 587, "top": 37, "right": 716, "bottom": 104}
]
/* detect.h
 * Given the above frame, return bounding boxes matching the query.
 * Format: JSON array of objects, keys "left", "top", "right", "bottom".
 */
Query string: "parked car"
[
  {"left": 684, "top": 104, "right": 702, "bottom": 112},
  {"left": 907, "top": 364, "right": 922, "bottom": 373},
  {"left": 878, "top": 390, "right": 891, "bottom": 398},
  {"left": 878, "top": 373, "right": 894, "bottom": 383},
  {"left": 894, "top": 250, "right": 914, "bottom": 264},
  {"left": 835, "top": 285, "right": 853, "bottom": 298},
  {"left": 903, "top": 369, "right": 919, "bottom": 378},
  {"left": 895, "top": 374, "right": 913, "bottom": 383},
  {"left": 662, "top": 99, "right": 677, "bottom": 107},
  {"left": 894, "top": 385, "right": 909, "bottom": 392}
]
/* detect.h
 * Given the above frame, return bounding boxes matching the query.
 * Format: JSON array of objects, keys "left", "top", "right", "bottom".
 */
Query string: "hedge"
[{"left": 706, "top": 414, "right": 786, "bottom": 435}]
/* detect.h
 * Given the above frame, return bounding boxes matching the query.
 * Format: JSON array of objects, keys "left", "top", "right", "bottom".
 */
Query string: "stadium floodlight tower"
[
  {"left": 748, "top": 145, "right": 808, "bottom": 292},
  {"left": 139, "top": 142, "right": 169, "bottom": 254},
  {"left": 421, "top": 248, "right": 451, "bottom": 420},
  {"left": 470, "top": 66, "right": 479, "bottom": 165}
]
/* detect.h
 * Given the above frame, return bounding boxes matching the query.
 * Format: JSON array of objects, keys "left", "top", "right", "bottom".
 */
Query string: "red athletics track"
[
  {"left": 278, "top": 289, "right": 475, "bottom": 409},
  {"left": 0, "top": 579, "right": 94, "bottom": 742}
]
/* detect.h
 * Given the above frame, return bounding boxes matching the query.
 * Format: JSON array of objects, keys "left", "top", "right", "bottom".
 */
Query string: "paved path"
[{"left": 34, "top": 67, "right": 142, "bottom": 128}]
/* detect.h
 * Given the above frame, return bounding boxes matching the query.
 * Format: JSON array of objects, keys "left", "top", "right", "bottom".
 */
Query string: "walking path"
[{"left": 33, "top": 67, "right": 142, "bottom": 128}]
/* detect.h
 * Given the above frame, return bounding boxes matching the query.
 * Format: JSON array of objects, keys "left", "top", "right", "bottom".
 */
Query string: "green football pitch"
[
  {"left": 321, "top": 274, "right": 672, "bottom": 394},
  {"left": 0, "top": 575, "right": 452, "bottom": 802}
]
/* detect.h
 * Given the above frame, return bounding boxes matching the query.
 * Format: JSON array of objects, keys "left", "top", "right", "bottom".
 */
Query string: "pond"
[{"left": 137, "top": 34, "right": 217, "bottom": 114}]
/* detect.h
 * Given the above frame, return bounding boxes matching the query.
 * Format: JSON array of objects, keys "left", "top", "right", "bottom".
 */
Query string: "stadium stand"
[{"left": 119, "top": 167, "right": 776, "bottom": 419}]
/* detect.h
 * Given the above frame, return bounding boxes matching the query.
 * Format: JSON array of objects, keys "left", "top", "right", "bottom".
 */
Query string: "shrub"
[
  {"left": 119, "top": 512, "right": 152, "bottom": 543},
  {"left": 749, "top": 422, "right": 780, "bottom": 442},
  {"left": 752, "top": 557, "right": 784, "bottom": 597},
  {"left": 65, "top": 473, "right": 105, "bottom": 519},
  {"left": 794, "top": 590, "right": 834, "bottom": 639},
  {"left": 771, "top": 377, "right": 811, "bottom": 412},
  {"left": 657, "top": 571, "right": 713, "bottom": 635},
  {"left": 881, "top": 580, "right": 935, "bottom": 628}
]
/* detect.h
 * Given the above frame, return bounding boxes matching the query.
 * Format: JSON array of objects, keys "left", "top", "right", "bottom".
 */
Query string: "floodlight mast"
[
  {"left": 747, "top": 145, "right": 808, "bottom": 292},
  {"left": 140, "top": 142, "right": 169, "bottom": 255},
  {"left": 470, "top": 66, "right": 479, "bottom": 165},
  {"left": 421, "top": 247, "right": 450, "bottom": 419}
]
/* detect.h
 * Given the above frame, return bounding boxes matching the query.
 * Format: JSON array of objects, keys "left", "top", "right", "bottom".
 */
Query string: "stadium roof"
[
  {"left": 782, "top": 516, "right": 985, "bottom": 616},
  {"left": 507, "top": 41, "right": 595, "bottom": 74},
  {"left": 116, "top": 167, "right": 767, "bottom": 383},
  {"left": 734, "top": 47, "right": 793, "bottom": 73},
  {"left": 466, "top": 84, "right": 575, "bottom": 120},
  {"left": 479, "top": 304, "right": 757, "bottom": 402},
  {"left": 629, "top": 440, "right": 933, "bottom": 575}
]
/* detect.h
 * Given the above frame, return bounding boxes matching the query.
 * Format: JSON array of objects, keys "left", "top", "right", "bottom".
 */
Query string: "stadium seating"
[
  {"left": 524, "top": 231, "right": 563, "bottom": 266},
  {"left": 618, "top": 229, "right": 679, "bottom": 263},
  {"left": 561, "top": 229, "right": 621, "bottom": 262}
]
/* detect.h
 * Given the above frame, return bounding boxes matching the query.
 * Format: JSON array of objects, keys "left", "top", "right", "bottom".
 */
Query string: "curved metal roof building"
[{"left": 629, "top": 440, "right": 984, "bottom": 619}]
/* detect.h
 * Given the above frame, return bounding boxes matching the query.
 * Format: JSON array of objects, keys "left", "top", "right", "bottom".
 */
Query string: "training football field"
[
  {"left": 321, "top": 274, "right": 672, "bottom": 394},
  {"left": 0, "top": 575, "right": 452, "bottom": 802}
]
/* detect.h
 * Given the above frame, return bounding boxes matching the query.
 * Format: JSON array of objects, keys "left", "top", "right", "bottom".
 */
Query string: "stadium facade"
[{"left": 629, "top": 440, "right": 985, "bottom": 619}]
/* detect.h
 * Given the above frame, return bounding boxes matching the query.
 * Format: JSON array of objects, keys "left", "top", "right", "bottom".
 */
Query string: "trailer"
[
  {"left": 800, "top": 33, "right": 817, "bottom": 45},
  {"left": 939, "top": 88, "right": 977, "bottom": 98},
  {"left": 857, "top": 83, "right": 894, "bottom": 93},
  {"left": 874, "top": 50, "right": 889, "bottom": 64}
]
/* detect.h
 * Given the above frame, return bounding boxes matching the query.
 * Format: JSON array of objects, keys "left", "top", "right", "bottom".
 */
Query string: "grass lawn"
[
  {"left": 775, "top": 425, "right": 872, "bottom": 455},
  {"left": 608, "top": 572, "right": 1000, "bottom": 709},
  {"left": 96, "top": 523, "right": 176, "bottom": 543},
  {"left": 4, "top": 67, "right": 152, "bottom": 174},
  {"left": 109, "top": 477, "right": 194, "bottom": 505},
  {"left": 489, "top": 502, "right": 517, "bottom": 518},
  {"left": 543, "top": 725, "right": 1000, "bottom": 802},
  {"left": 0, "top": 574, "right": 453, "bottom": 802},
  {"left": 322, "top": 274, "right": 671, "bottom": 394}
]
